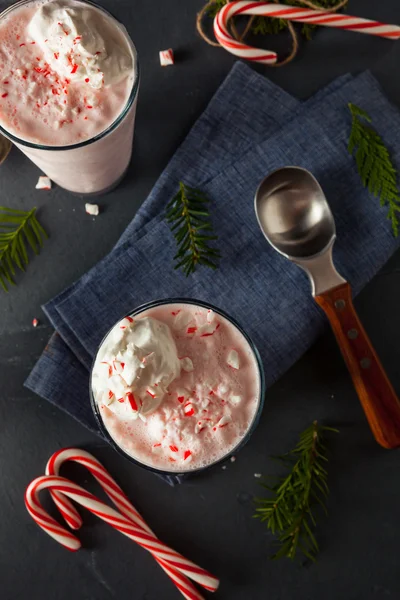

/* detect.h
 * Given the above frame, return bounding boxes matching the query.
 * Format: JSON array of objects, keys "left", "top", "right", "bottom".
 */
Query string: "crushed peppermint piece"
[
  {"left": 230, "top": 456, "right": 236, "bottom": 463},
  {"left": 199, "top": 321, "right": 219, "bottom": 337},
  {"left": 227, "top": 349, "right": 240, "bottom": 370},
  {"left": 85, "top": 203, "right": 99, "bottom": 216},
  {"left": 174, "top": 310, "right": 193, "bottom": 330},
  {"left": 35, "top": 176, "right": 52, "bottom": 190},
  {"left": 159, "top": 48, "right": 174, "bottom": 67},
  {"left": 32, "top": 318, "right": 39, "bottom": 327},
  {"left": 119, "top": 316, "right": 134, "bottom": 330},
  {"left": 180, "top": 356, "right": 194, "bottom": 372},
  {"left": 216, "top": 415, "right": 231, "bottom": 428},
  {"left": 229, "top": 394, "right": 242, "bottom": 406},
  {"left": 221, "top": 465, "right": 227, "bottom": 470},
  {"left": 254, "top": 473, "right": 262, "bottom": 479}
]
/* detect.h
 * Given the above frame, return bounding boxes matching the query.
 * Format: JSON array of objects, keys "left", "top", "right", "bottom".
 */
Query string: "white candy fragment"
[
  {"left": 180, "top": 357, "right": 194, "bottom": 372},
  {"left": 195, "top": 421, "right": 206, "bottom": 434},
  {"left": 108, "top": 375, "right": 126, "bottom": 399},
  {"left": 216, "top": 383, "right": 229, "bottom": 399},
  {"left": 201, "top": 397, "right": 210, "bottom": 409},
  {"left": 216, "top": 415, "right": 231, "bottom": 428},
  {"left": 152, "top": 443, "right": 163, "bottom": 454},
  {"left": 159, "top": 48, "right": 174, "bottom": 66},
  {"left": 227, "top": 349, "right": 240, "bottom": 370},
  {"left": 183, "top": 400, "right": 195, "bottom": 416},
  {"left": 230, "top": 456, "right": 236, "bottom": 463},
  {"left": 198, "top": 321, "right": 219, "bottom": 337},
  {"left": 103, "top": 390, "right": 114, "bottom": 406},
  {"left": 97, "top": 361, "right": 112, "bottom": 379},
  {"left": 112, "top": 359, "right": 125, "bottom": 375},
  {"left": 35, "top": 175, "right": 51, "bottom": 190},
  {"left": 254, "top": 473, "right": 262, "bottom": 479},
  {"left": 85, "top": 203, "right": 99, "bottom": 216},
  {"left": 174, "top": 310, "right": 193, "bottom": 330},
  {"left": 119, "top": 316, "right": 134, "bottom": 330},
  {"left": 229, "top": 394, "right": 242, "bottom": 406},
  {"left": 203, "top": 378, "right": 218, "bottom": 393},
  {"left": 206, "top": 309, "right": 215, "bottom": 324}
]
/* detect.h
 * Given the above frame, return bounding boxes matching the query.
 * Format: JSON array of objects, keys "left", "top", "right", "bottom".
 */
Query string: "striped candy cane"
[
  {"left": 25, "top": 448, "right": 219, "bottom": 600},
  {"left": 214, "top": 1, "right": 400, "bottom": 64}
]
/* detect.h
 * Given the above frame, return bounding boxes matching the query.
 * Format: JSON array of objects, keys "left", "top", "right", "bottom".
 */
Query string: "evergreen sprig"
[
  {"left": 0, "top": 206, "right": 48, "bottom": 292},
  {"left": 254, "top": 421, "right": 338, "bottom": 562},
  {"left": 206, "top": 0, "right": 347, "bottom": 40},
  {"left": 348, "top": 102, "right": 400, "bottom": 237},
  {"left": 166, "top": 182, "right": 220, "bottom": 276}
]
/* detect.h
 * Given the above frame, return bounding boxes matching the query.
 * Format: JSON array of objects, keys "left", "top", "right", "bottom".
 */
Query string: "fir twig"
[
  {"left": 254, "top": 421, "right": 338, "bottom": 562},
  {"left": 347, "top": 103, "right": 400, "bottom": 237},
  {"left": 0, "top": 206, "right": 48, "bottom": 292},
  {"left": 166, "top": 182, "right": 220, "bottom": 276},
  {"left": 206, "top": 0, "right": 348, "bottom": 40}
]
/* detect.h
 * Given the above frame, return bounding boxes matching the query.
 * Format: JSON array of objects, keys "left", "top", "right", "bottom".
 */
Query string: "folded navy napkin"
[{"left": 26, "top": 63, "right": 400, "bottom": 484}]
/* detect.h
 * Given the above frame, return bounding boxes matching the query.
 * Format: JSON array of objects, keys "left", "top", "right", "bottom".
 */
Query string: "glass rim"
[
  {"left": 89, "top": 297, "right": 266, "bottom": 477},
  {"left": 0, "top": 0, "right": 140, "bottom": 151}
]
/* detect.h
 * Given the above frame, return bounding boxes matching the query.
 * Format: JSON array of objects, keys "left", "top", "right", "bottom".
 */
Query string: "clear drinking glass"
[
  {"left": 0, "top": 0, "right": 139, "bottom": 194},
  {"left": 90, "top": 298, "right": 266, "bottom": 477}
]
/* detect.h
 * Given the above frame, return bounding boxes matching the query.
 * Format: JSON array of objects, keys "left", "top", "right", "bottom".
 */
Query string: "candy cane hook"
[
  {"left": 25, "top": 448, "right": 219, "bottom": 600},
  {"left": 213, "top": 1, "right": 400, "bottom": 64}
]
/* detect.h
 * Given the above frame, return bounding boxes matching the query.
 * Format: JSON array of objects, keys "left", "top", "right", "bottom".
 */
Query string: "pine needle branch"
[
  {"left": 166, "top": 182, "right": 220, "bottom": 276},
  {"left": 0, "top": 206, "right": 48, "bottom": 292},
  {"left": 347, "top": 103, "right": 400, "bottom": 237},
  {"left": 254, "top": 421, "right": 338, "bottom": 562},
  {"left": 206, "top": 0, "right": 348, "bottom": 39}
]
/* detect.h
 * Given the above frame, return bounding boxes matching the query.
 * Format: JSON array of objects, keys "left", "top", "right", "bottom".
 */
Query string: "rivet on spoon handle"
[{"left": 314, "top": 282, "right": 400, "bottom": 449}]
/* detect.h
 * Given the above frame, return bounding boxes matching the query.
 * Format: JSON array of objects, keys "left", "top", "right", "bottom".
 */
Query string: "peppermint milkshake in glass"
[
  {"left": 0, "top": 0, "right": 139, "bottom": 193},
  {"left": 90, "top": 299, "right": 265, "bottom": 475}
]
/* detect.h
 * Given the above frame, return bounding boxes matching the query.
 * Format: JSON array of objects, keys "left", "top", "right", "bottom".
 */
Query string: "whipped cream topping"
[
  {"left": 92, "top": 316, "right": 181, "bottom": 419},
  {"left": 28, "top": 0, "right": 134, "bottom": 88}
]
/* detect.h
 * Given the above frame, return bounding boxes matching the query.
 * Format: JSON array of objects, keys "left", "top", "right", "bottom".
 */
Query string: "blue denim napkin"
[{"left": 25, "top": 63, "right": 400, "bottom": 484}]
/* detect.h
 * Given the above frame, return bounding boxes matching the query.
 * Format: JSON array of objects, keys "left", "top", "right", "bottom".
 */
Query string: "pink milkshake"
[
  {"left": 91, "top": 301, "right": 264, "bottom": 473},
  {"left": 0, "top": 0, "right": 138, "bottom": 193}
]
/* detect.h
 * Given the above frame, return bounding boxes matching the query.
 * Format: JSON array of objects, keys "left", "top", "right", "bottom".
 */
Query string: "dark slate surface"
[{"left": 2, "top": 1, "right": 400, "bottom": 598}]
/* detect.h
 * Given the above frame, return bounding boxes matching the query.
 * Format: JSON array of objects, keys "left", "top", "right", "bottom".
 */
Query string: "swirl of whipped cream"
[
  {"left": 92, "top": 317, "right": 181, "bottom": 419},
  {"left": 28, "top": 0, "right": 134, "bottom": 89}
]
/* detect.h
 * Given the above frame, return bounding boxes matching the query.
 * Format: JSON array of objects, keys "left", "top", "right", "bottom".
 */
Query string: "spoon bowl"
[{"left": 255, "top": 166, "right": 335, "bottom": 259}]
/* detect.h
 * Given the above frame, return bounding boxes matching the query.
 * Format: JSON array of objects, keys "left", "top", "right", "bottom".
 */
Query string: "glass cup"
[
  {"left": 0, "top": 0, "right": 139, "bottom": 194},
  {"left": 90, "top": 298, "right": 266, "bottom": 477}
]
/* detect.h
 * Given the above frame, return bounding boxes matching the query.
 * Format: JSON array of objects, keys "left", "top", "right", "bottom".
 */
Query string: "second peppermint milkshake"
[
  {"left": 0, "top": 0, "right": 138, "bottom": 193},
  {"left": 91, "top": 301, "right": 264, "bottom": 473}
]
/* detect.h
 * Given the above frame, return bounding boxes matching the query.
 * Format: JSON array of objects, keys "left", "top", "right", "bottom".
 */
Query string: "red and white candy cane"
[
  {"left": 214, "top": 1, "right": 400, "bottom": 64},
  {"left": 25, "top": 448, "right": 219, "bottom": 600}
]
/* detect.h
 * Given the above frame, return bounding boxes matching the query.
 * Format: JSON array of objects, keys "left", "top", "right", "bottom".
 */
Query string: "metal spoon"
[{"left": 255, "top": 166, "right": 400, "bottom": 449}]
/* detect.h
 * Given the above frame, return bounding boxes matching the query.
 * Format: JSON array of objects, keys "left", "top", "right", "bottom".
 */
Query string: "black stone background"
[{"left": 1, "top": 1, "right": 400, "bottom": 598}]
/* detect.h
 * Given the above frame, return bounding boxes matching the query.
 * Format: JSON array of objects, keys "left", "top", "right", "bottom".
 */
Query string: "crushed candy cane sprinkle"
[
  {"left": 85, "top": 202, "right": 99, "bottom": 216},
  {"left": 159, "top": 48, "right": 174, "bottom": 67},
  {"left": 92, "top": 303, "right": 262, "bottom": 472},
  {"left": 0, "top": 0, "right": 136, "bottom": 145},
  {"left": 35, "top": 175, "right": 52, "bottom": 190}
]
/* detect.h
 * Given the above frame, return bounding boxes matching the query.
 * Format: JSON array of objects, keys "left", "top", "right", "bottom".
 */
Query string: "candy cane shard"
[
  {"left": 24, "top": 448, "right": 219, "bottom": 599},
  {"left": 213, "top": 1, "right": 400, "bottom": 64}
]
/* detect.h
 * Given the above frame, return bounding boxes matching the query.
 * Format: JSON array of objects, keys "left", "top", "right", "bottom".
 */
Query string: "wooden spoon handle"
[{"left": 314, "top": 282, "right": 400, "bottom": 449}]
